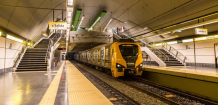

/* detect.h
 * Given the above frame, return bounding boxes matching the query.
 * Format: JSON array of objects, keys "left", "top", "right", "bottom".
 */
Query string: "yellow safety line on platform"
[
  {"left": 39, "top": 62, "right": 65, "bottom": 105},
  {"left": 66, "top": 61, "right": 113, "bottom": 105}
]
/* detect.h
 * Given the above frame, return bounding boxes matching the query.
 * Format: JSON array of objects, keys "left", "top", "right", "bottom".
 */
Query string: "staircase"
[
  {"left": 16, "top": 39, "right": 50, "bottom": 71},
  {"left": 140, "top": 40, "right": 186, "bottom": 67},
  {"left": 159, "top": 49, "right": 184, "bottom": 66}
]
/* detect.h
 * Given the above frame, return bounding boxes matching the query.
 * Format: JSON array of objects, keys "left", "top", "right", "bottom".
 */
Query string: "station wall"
[
  {"left": 0, "top": 37, "right": 23, "bottom": 74},
  {"left": 171, "top": 39, "right": 218, "bottom": 68}
]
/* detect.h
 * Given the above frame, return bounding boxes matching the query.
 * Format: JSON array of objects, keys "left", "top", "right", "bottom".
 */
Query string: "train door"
[
  {"left": 92, "top": 51, "right": 95, "bottom": 64},
  {"left": 105, "top": 48, "right": 109, "bottom": 67},
  {"left": 100, "top": 48, "right": 104, "bottom": 66},
  {"left": 111, "top": 45, "right": 116, "bottom": 76},
  {"left": 98, "top": 50, "right": 100, "bottom": 65}
]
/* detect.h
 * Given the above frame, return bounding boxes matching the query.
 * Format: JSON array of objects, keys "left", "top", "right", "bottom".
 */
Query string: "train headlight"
[
  {"left": 116, "top": 63, "right": 124, "bottom": 68},
  {"left": 138, "top": 63, "right": 143, "bottom": 67}
]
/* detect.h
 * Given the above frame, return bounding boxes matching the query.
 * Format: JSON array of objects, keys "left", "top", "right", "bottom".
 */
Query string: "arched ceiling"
[
  {"left": 1, "top": 0, "right": 218, "bottom": 42},
  {"left": 0, "top": 0, "right": 66, "bottom": 39}
]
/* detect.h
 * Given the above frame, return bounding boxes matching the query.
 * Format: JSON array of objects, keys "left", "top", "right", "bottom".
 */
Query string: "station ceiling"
[{"left": 1, "top": 0, "right": 218, "bottom": 43}]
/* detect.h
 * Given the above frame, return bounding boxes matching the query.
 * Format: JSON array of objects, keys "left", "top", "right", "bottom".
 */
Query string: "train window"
[
  {"left": 106, "top": 49, "right": 108, "bottom": 56},
  {"left": 119, "top": 44, "right": 138, "bottom": 56},
  {"left": 95, "top": 51, "right": 97, "bottom": 58},
  {"left": 101, "top": 50, "right": 104, "bottom": 58}
]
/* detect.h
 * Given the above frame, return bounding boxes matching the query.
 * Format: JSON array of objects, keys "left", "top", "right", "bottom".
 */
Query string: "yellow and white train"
[{"left": 74, "top": 39, "right": 143, "bottom": 77}]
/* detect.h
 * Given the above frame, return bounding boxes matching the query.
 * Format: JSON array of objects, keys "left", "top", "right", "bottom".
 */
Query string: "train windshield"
[{"left": 119, "top": 44, "right": 138, "bottom": 56}]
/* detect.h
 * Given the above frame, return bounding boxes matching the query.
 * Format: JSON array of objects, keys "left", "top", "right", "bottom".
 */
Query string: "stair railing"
[
  {"left": 46, "top": 40, "right": 51, "bottom": 70},
  {"left": 161, "top": 42, "right": 186, "bottom": 65},
  {"left": 13, "top": 42, "right": 28, "bottom": 70},
  {"left": 46, "top": 39, "right": 54, "bottom": 71},
  {"left": 140, "top": 40, "right": 169, "bottom": 61},
  {"left": 51, "top": 33, "right": 62, "bottom": 45}
]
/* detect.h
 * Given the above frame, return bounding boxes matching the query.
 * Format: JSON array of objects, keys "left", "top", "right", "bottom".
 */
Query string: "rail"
[
  {"left": 51, "top": 33, "right": 62, "bottom": 44},
  {"left": 13, "top": 42, "right": 28, "bottom": 69},
  {"left": 141, "top": 40, "right": 169, "bottom": 62},
  {"left": 146, "top": 44, "right": 169, "bottom": 61},
  {"left": 161, "top": 42, "right": 186, "bottom": 64}
]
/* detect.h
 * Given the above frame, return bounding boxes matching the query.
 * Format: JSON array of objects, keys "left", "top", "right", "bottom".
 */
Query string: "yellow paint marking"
[
  {"left": 39, "top": 62, "right": 65, "bottom": 105},
  {"left": 66, "top": 61, "right": 113, "bottom": 105},
  {"left": 165, "top": 95, "right": 174, "bottom": 98}
]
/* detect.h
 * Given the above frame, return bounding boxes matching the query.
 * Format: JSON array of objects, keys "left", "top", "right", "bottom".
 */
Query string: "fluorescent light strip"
[
  {"left": 182, "top": 39, "right": 193, "bottom": 42},
  {"left": 7, "top": 35, "right": 23, "bottom": 43},
  {"left": 89, "top": 17, "right": 101, "bottom": 31},
  {"left": 167, "top": 41, "right": 177, "bottom": 45},
  {"left": 103, "top": 19, "right": 113, "bottom": 32},
  {"left": 68, "top": 12, "right": 72, "bottom": 17},
  {"left": 68, "top": 0, "right": 73, "bottom": 6},
  {"left": 77, "top": 16, "right": 84, "bottom": 29},
  {"left": 67, "top": 18, "right": 71, "bottom": 22}
]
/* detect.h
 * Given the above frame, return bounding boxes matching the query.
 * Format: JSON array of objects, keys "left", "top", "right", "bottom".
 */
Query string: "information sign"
[
  {"left": 195, "top": 28, "right": 208, "bottom": 35},
  {"left": 49, "top": 22, "right": 67, "bottom": 30}
]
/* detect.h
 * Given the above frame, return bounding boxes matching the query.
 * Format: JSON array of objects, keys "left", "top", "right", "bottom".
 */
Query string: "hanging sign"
[
  {"left": 49, "top": 22, "right": 67, "bottom": 30},
  {"left": 195, "top": 28, "right": 208, "bottom": 35}
]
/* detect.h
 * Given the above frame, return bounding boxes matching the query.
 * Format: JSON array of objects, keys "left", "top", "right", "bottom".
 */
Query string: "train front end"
[{"left": 112, "top": 42, "right": 143, "bottom": 77}]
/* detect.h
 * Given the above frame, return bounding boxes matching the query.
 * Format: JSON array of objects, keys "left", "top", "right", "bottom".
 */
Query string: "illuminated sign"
[
  {"left": 49, "top": 22, "right": 67, "bottom": 30},
  {"left": 195, "top": 28, "right": 208, "bottom": 35}
]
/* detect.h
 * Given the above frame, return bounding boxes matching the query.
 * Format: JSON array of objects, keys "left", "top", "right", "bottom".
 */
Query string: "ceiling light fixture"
[
  {"left": 68, "top": 0, "right": 74, "bottom": 6},
  {"left": 167, "top": 41, "right": 177, "bottom": 45},
  {"left": 103, "top": 19, "right": 112, "bottom": 32},
  {"left": 182, "top": 39, "right": 193, "bottom": 43},
  {"left": 162, "top": 35, "right": 179, "bottom": 40},
  {"left": 88, "top": 17, "right": 101, "bottom": 31},
  {"left": 0, "top": 32, "right": 2, "bottom": 36},
  {"left": 68, "top": 12, "right": 72, "bottom": 17}
]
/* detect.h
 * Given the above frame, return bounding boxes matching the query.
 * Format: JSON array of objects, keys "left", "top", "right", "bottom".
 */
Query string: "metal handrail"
[
  {"left": 161, "top": 42, "right": 186, "bottom": 64},
  {"left": 141, "top": 40, "right": 170, "bottom": 61},
  {"left": 13, "top": 43, "right": 28, "bottom": 68}
]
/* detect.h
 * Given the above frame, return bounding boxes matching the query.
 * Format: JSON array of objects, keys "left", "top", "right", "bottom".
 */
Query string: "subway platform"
[
  {"left": 142, "top": 65, "right": 218, "bottom": 101},
  {"left": 0, "top": 60, "right": 112, "bottom": 105}
]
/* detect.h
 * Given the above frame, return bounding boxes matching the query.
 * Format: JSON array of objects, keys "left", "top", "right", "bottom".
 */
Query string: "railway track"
[
  {"left": 72, "top": 61, "right": 218, "bottom": 105},
  {"left": 120, "top": 76, "right": 218, "bottom": 105},
  {"left": 71, "top": 61, "right": 140, "bottom": 105}
]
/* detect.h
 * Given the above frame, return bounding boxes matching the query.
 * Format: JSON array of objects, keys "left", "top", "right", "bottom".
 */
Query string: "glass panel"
[{"left": 119, "top": 44, "right": 138, "bottom": 56}]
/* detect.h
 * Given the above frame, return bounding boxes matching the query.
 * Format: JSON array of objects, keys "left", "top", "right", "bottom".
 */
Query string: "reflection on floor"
[
  {"left": 143, "top": 64, "right": 218, "bottom": 76},
  {"left": 0, "top": 62, "right": 63, "bottom": 105}
]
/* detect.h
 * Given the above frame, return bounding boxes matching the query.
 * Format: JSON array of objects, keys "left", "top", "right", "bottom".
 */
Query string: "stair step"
[
  {"left": 164, "top": 61, "right": 180, "bottom": 63},
  {"left": 17, "top": 66, "right": 47, "bottom": 69},
  {"left": 166, "top": 64, "right": 184, "bottom": 66},
  {"left": 19, "top": 63, "right": 47, "bottom": 65},
  {"left": 25, "top": 53, "right": 46, "bottom": 55},
  {"left": 23, "top": 56, "right": 46, "bottom": 57},
  {"left": 16, "top": 69, "right": 47, "bottom": 71}
]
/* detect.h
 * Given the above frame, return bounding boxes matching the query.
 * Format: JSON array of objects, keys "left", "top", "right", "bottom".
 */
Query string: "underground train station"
[{"left": 1, "top": 0, "right": 218, "bottom": 105}]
